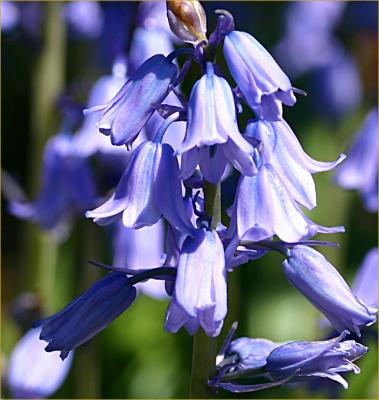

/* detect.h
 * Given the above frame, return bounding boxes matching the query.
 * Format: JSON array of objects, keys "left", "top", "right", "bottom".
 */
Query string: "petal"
[
  {"left": 175, "top": 230, "right": 227, "bottom": 329},
  {"left": 335, "top": 108, "right": 378, "bottom": 190},
  {"left": 8, "top": 328, "right": 73, "bottom": 399},
  {"left": 86, "top": 142, "right": 161, "bottom": 228},
  {"left": 221, "top": 138, "right": 257, "bottom": 177},
  {"left": 231, "top": 168, "right": 274, "bottom": 241},
  {"left": 352, "top": 247, "right": 378, "bottom": 307},
  {"left": 248, "top": 120, "right": 316, "bottom": 209},
  {"left": 87, "top": 55, "right": 178, "bottom": 146},
  {"left": 265, "top": 164, "right": 318, "bottom": 242},
  {"left": 164, "top": 298, "right": 191, "bottom": 334},
  {"left": 154, "top": 144, "right": 196, "bottom": 236},
  {"left": 180, "top": 147, "right": 201, "bottom": 180},
  {"left": 276, "top": 119, "right": 346, "bottom": 173},
  {"left": 199, "top": 146, "right": 228, "bottom": 184}
]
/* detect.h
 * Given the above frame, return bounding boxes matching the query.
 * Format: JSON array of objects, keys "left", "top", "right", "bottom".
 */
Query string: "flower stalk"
[{"left": 189, "top": 180, "right": 220, "bottom": 398}]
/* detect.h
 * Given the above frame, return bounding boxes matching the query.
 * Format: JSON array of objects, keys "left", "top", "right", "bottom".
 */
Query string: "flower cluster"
[{"left": 7, "top": 1, "right": 376, "bottom": 395}]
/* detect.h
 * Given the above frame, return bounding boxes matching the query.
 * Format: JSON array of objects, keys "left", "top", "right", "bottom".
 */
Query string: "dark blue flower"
[{"left": 33, "top": 272, "right": 136, "bottom": 360}]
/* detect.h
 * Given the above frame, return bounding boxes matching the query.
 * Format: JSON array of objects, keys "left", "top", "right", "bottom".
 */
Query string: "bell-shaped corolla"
[
  {"left": 335, "top": 108, "right": 378, "bottom": 212},
  {"left": 245, "top": 119, "right": 345, "bottom": 209},
  {"left": 84, "top": 54, "right": 178, "bottom": 146},
  {"left": 7, "top": 327, "right": 73, "bottom": 398},
  {"left": 9, "top": 134, "right": 97, "bottom": 239},
  {"left": 86, "top": 141, "right": 196, "bottom": 236},
  {"left": 352, "top": 247, "right": 378, "bottom": 308},
  {"left": 73, "top": 60, "right": 130, "bottom": 157},
  {"left": 227, "top": 163, "right": 344, "bottom": 243},
  {"left": 33, "top": 273, "right": 137, "bottom": 360},
  {"left": 164, "top": 229, "right": 227, "bottom": 337},
  {"left": 283, "top": 246, "right": 377, "bottom": 336},
  {"left": 177, "top": 62, "right": 256, "bottom": 179},
  {"left": 224, "top": 30, "right": 297, "bottom": 120}
]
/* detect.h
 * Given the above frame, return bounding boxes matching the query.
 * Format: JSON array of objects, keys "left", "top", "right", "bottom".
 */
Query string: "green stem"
[
  {"left": 23, "top": 2, "right": 66, "bottom": 313},
  {"left": 189, "top": 180, "right": 221, "bottom": 398}
]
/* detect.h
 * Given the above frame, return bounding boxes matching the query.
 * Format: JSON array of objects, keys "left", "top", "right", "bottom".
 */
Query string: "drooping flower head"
[
  {"left": 84, "top": 54, "right": 178, "bottom": 146},
  {"left": 165, "top": 228, "right": 227, "bottom": 337},
  {"left": 177, "top": 62, "right": 256, "bottom": 182},
  {"left": 34, "top": 272, "right": 137, "bottom": 360},
  {"left": 224, "top": 30, "right": 297, "bottom": 120},
  {"left": 86, "top": 140, "right": 196, "bottom": 236},
  {"left": 266, "top": 332, "right": 367, "bottom": 389},
  {"left": 283, "top": 245, "right": 377, "bottom": 336},
  {"left": 212, "top": 329, "right": 367, "bottom": 392}
]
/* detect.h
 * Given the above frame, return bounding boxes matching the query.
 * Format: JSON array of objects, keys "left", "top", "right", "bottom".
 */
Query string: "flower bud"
[{"left": 166, "top": 0, "right": 207, "bottom": 44}]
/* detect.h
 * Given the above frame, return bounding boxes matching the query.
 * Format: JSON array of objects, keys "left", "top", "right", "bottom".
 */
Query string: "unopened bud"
[{"left": 166, "top": 0, "right": 207, "bottom": 45}]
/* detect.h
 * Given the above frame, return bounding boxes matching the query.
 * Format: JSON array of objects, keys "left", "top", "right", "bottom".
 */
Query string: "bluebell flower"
[
  {"left": 273, "top": 2, "right": 346, "bottom": 77},
  {"left": 84, "top": 54, "right": 178, "bottom": 146},
  {"left": 9, "top": 134, "right": 97, "bottom": 240},
  {"left": 33, "top": 272, "right": 137, "bottom": 360},
  {"left": 352, "top": 247, "right": 378, "bottom": 308},
  {"left": 136, "top": 1, "right": 176, "bottom": 36},
  {"left": 113, "top": 220, "right": 168, "bottom": 299},
  {"left": 177, "top": 62, "right": 256, "bottom": 180},
  {"left": 266, "top": 332, "right": 367, "bottom": 389},
  {"left": 335, "top": 108, "right": 378, "bottom": 212},
  {"left": 64, "top": 1, "right": 103, "bottom": 39},
  {"left": 165, "top": 228, "right": 227, "bottom": 337},
  {"left": 311, "top": 55, "right": 362, "bottom": 121},
  {"left": 246, "top": 119, "right": 345, "bottom": 209},
  {"left": 227, "top": 163, "right": 344, "bottom": 243},
  {"left": 284, "top": 245, "right": 377, "bottom": 336},
  {"left": 73, "top": 59, "right": 130, "bottom": 158},
  {"left": 213, "top": 330, "right": 367, "bottom": 392},
  {"left": 7, "top": 328, "right": 73, "bottom": 398},
  {"left": 1, "top": 2, "right": 19, "bottom": 32},
  {"left": 86, "top": 141, "right": 196, "bottom": 235},
  {"left": 223, "top": 31, "right": 297, "bottom": 120}
]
